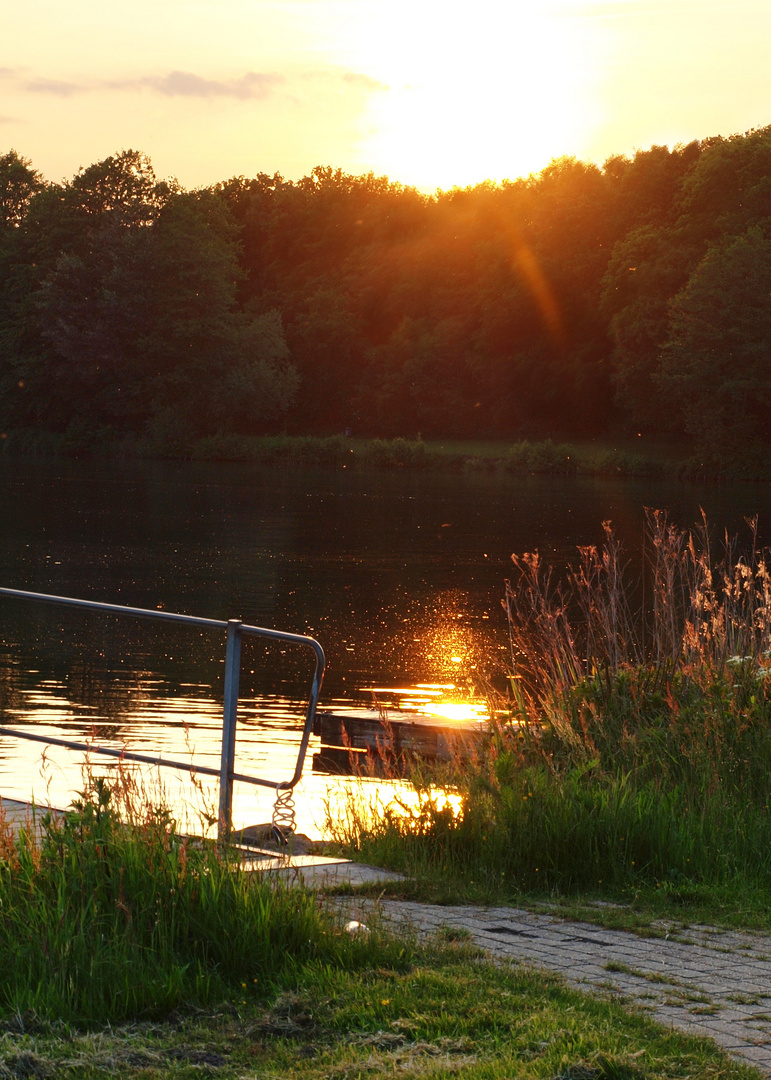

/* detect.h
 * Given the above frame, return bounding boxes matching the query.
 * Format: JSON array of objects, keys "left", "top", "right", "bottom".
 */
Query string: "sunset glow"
[
  {"left": 336, "top": 0, "right": 600, "bottom": 190},
  {"left": 2, "top": 0, "right": 770, "bottom": 191}
]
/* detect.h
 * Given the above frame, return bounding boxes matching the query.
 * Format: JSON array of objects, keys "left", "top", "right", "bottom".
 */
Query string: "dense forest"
[{"left": 1, "top": 125, "right": 770, "bottom": 464}]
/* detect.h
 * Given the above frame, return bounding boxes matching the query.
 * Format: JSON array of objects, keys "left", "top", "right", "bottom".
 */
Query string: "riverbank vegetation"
[
  {"left": 7, "top": 425, "right": 765, "bottom": 480},
  {"left": 0, "top": 428, "right": 675, "bottom": 477},
  {"left": 329, "top": 512, "right": 771, "bottom": 930},
  {"left": 0, "top": 943, "right": 757, "bottom": 1080},
  {"left": 0, "top": 776, "right": 408, "bottom": 1024},
  {"left": 1, "top": 779, "right": 757, "bottom": 1079},
  {"left": 2, "top": 126, "right": 771, "bottom": 470}
]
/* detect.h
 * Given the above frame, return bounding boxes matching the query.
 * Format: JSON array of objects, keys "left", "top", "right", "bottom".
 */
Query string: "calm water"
[{"left": 1, "top": 456, "right": 769, "bottom": 835}]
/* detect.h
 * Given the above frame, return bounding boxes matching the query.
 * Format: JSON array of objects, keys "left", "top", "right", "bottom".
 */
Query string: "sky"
[{"left": 2, "top": 0, "right": 771, "bottom": 193}]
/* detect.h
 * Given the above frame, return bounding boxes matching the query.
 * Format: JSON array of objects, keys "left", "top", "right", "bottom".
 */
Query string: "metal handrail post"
[
  {"left": 0, "top": 589, "right": 327, "bottom": 841},
  {"left": 218, "top": 619, "right": 242, "bottom": 841}
]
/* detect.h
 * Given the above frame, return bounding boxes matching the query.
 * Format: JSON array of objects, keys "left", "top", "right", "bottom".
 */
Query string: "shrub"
[
  {"left": 364, "top": 437, "right": 430, "bottom": 468},
  {"left": 501, "top": 439, "right": 577, "bottom": 475}
]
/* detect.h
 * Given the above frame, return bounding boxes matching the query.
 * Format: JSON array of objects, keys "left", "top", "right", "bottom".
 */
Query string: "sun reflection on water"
[
  {"left": 365, "top": 684, "right": 488, "bottom": 723},
  {"left": 420, "top": 701, "right": 488, "bottom": 722},
  {"left": 0, "top": 584, "right": 496, "bottom": 839}
]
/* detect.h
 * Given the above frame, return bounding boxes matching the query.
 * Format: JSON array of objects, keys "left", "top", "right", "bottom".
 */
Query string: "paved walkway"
[{"left": 338, "top": 899, "right": 771, "bottom": 1076}]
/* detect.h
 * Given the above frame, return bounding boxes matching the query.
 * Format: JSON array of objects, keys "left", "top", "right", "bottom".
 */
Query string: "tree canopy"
[{"left": 2, "top": 128, "right": 771, "bottom": 460}]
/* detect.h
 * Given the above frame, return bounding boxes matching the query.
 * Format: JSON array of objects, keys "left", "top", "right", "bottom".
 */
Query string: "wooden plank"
[
  {"left": 314, "top": 709, "right": 485, "bottom": 761},
  {"left": 313, "top": 747, "right": 403, "bottom": 778},
  {"left": 313, "top": 707, "right": 484, "bottom": 734}
]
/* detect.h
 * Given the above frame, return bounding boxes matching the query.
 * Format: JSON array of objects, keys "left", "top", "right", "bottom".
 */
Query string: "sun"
[{"left": 335, "top": 0, "right": 602, "bottom": 191}]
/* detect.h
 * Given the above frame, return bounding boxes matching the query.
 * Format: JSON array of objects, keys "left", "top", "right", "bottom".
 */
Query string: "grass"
[
  {"left": 603, "top": 963, "right": 682, "bottom": 987},
  {"left": 519, "top": 883, "right": 771, "bottom": 937},
  {"left": 325, "top": 511, "right": 771, "bottom": 933},
  {"left": 0, "top": 779, "right": 761, "bottom": 1079},
  {"left": 0, "top": 942, "right": 761, "bottom": 1079},
  {"left": 0, "top": 776, "right": 409, "bottom": 1025}
]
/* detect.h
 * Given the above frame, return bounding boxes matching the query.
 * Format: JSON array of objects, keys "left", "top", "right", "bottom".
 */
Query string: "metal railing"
[{"left": 0, "top": 587, "right": 325, "bottom": 840}]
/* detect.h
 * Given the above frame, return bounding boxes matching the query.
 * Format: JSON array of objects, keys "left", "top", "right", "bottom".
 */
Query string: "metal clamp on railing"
[{"left": 0, "top": 587, "right": 325, "bottom": 841}]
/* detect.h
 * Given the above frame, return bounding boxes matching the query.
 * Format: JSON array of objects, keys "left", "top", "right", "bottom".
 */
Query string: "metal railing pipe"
[
  {"left": 0, "top": 588, "right": 326, "bottom": 838},
  {"left": 218, "top": 620, "right": 242, "bottom": 840}
]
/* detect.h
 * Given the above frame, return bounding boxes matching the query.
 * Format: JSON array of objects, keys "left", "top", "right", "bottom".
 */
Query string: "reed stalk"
[{"left": 0, "top": 771, "right": 396, "bottom": 1023}]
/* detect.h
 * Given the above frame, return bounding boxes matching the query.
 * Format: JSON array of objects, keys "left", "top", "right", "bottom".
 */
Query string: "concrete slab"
[
  {"left": 1, "top": 796, "right": 63, "bottom": 842},
  {"left": 2, "top": 795, "right": 404, "bottom": 889},
  {"left": 234, "top": 845, "right": 405, "bottom": 886},
  {"left": 263, "top": 860, "right": 405, "bottom": 888}
]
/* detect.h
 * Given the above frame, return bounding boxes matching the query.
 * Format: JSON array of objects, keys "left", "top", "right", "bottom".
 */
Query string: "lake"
[{"left": 1, "top": 455, "right": 769, "bottom": 836}]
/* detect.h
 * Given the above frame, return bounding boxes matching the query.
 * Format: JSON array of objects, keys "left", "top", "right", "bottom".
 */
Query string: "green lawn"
[
  {"left": 0, "top": 777, "right": 764, "bottom": 1079},
  {"left": 0, "top": 940, "right": 761, "bottom": 1079}
]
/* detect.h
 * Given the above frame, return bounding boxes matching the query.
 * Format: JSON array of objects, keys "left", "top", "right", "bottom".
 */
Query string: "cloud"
[
  {"left": 300, "top": 68, "right": 388, "bottom": 92},
  {"left": 26, "top": 77, "right": 83, "bottom": 97},
  {"left": 341, "top": 71, "right": 388, "bottom": 92},
  {"left": 128, "top": 70, "right": 284, "bottom": 99},
  {"left": 9, "top": 66, "right": 382, "bottom": 104},
  {"left": 15, "top": 68, "right": 282, "bottom": 100}
]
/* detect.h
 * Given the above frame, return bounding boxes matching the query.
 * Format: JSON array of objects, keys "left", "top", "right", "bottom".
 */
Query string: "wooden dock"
[{"left": 312, "top": 707, "right": 486, "bottom": 776}]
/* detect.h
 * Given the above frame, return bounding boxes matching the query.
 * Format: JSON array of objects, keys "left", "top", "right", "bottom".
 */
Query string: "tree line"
[{"left": 1, "top": 126, "right": 770, "bottom": 463}]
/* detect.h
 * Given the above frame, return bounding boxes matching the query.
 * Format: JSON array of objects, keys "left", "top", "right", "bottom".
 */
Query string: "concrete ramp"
[
  {"left": 238, "top": 848, "right": 404, "bottom": 887},
  {"left": 0, "top": 797, "right": 64, "bottom": 843},
  {"left": 1, "top": 796, "right": 402, "bottom": 888}
]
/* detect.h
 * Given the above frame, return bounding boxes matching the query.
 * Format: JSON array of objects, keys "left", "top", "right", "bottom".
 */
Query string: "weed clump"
[{"left": 502, "top": 439, "right": 577, "bottom": 475}]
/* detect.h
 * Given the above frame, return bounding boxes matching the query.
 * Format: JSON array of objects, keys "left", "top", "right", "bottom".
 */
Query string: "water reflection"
[
  {"left": 2, "top": 456, "right": 769, "bottom": 836},
  {"left": 364, "top": 683, "right": 488, "bottom": 723},
  {"left": 0, "top": 673, "right": 477, "bottom": 839}
]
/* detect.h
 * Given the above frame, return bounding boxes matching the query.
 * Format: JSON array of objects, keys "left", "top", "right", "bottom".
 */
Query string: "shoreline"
[{"left": 2, "top": 429, "right": 765, "bottom": 482}]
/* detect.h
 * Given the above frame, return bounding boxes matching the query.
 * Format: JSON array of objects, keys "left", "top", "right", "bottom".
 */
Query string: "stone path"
[{"left": 338, "top": 899, "right": 771, "bottom": 1076}]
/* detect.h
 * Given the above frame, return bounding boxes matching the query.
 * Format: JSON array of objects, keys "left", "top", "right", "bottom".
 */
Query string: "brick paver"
[{"left": 339, "top": 899, "right": 771, "bottom": 1076}]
